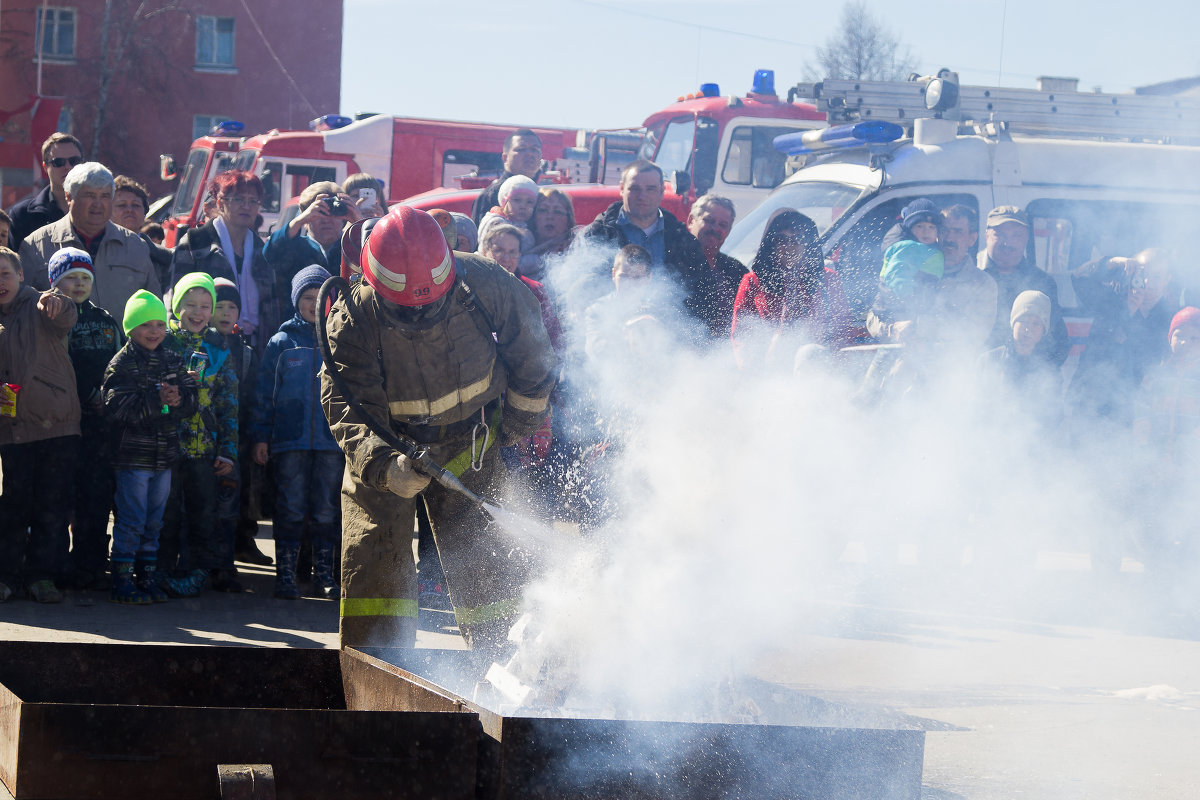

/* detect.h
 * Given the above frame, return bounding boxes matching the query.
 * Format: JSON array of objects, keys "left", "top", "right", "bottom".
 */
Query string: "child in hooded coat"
[{"left": 251, "top": 265, "right": 344, "bottom": 599}]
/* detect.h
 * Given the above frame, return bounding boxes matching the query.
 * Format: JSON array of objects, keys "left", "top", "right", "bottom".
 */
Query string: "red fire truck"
[
  {"left": 158, "top": 114, "right": 583, "bottom": 244},
  {"left": 403, "top": 69, "right": 827, "bottom": 226}
]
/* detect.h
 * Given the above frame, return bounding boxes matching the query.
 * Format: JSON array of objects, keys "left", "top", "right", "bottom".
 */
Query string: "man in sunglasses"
[{"left": 6, "top": 133, "right": 85, "bottom": 248}]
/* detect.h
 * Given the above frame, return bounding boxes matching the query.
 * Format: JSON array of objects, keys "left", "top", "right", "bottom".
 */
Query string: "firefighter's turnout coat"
[{"left": 321, "top": 253, "right": 557, "bottom": 649}]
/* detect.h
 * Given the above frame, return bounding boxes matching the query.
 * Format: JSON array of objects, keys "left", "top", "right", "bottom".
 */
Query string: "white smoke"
[{"left": 494, "top": 231, "right": 1194, "bottom": 725}]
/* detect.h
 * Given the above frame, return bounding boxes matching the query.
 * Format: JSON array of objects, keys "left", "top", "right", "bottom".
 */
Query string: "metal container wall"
[
  {"left": 344, "top": 647, "right": 926, "bottom": 800},
  {"left": 0, "top": 641, "right": 477, "bottom": 800}
]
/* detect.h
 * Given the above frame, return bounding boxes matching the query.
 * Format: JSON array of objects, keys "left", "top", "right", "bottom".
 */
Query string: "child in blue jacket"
[{"left": 251, "top": 265, "right": 343, "bottom": 599}]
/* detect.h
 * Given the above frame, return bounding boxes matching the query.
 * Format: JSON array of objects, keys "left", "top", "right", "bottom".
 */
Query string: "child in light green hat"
[{"left": 159, "top": 272, "right": 241, "bottom": 596}]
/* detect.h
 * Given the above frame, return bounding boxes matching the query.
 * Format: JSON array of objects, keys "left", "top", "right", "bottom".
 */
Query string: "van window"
[
  {"left": 829, "top": 193, "right": 979, "bottom": 313},
  {"left": 1025, "top": 199, "right": 1200, "bottom": 277},
  {"left": 721, "top": 126, "right": 803, "bottom": 189},
  {"left": 259, "top": 163, "right": 337, "bottom": 215},
  {"left": 443, "top": 149, "right": 503, "bottom": 188}
]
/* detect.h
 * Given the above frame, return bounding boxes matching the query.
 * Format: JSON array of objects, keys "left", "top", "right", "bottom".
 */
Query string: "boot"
[
  {"left": 274, "top": 541, "right": 301, "bottom": 600},
  {"left": 136, "top": 560, "right": 170, "bottom": 603},
  {"left": 110, "top": 562, "right": 151, "bottom": 605},
  {"left": 234, "top": 527, "right": 273, "bottom": 566},
  {"left": 210, "top": 568, "right": 244, "bottom": 593},
  {"left": 296, "top": 538, "right": 313, "bottom": 585},
  {"left": 311, "top": 542, "right": 338, "bottom": 599}
]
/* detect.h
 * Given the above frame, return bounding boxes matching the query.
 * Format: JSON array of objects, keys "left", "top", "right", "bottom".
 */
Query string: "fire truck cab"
[
  {"left": 158, "top": 122, "right": 244, "bottom": 247},
  {"left": 636, "top": 69, "right": 826, "bottom": 219},
  {"left": 402, "top": 69, "right": 828, "bottom": 226}
]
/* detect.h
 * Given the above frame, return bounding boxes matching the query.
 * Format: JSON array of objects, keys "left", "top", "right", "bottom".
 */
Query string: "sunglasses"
[{"left": 46, "top": 156, "right": 83, "bottom": 168}]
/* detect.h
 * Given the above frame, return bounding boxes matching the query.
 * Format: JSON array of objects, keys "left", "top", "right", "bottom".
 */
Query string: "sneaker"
[
  {"left": 163, "top": 568, "right": 209, "bottom": 598},
  {"left": 0, "top": 581, "right": 11, "bottom": 602},
  {"left": 28, "top": 579, "right": 64, "bottom": 604}
]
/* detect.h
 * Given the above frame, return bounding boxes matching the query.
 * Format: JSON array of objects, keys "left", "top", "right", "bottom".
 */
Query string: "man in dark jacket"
[
  {"left": 6, "top": 133, "right": 84, "bottom": 248},
  {"left": 582, "top": 160, "right": 720, "bottom": 336},
  {"left": 687, "top": 193, "right": 747, "bottom": 335},
  {"left": 470, "top": 129, "right": 543, "bottom": 225},
  {"left": 979, "top": 205, "right": 1070, "bottom": 365}
]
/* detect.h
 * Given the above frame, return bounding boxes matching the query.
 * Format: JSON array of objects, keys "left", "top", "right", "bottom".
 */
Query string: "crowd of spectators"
[{"left": 0, "top": 127, "right": 1193, "bottom": 610}]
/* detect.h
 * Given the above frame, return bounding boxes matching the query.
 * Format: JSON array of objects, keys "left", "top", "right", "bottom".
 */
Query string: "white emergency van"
[{"left": 721, "top": 74, "right": 1200, "bottom": 327}]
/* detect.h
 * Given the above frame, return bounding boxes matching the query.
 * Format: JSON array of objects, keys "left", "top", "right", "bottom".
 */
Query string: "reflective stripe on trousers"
[
  {"left": 340, "top": 596, "right": 419, "bottom": 619},
  {"left": 453, "top": 597, "right": 519, "bottom": 629}
]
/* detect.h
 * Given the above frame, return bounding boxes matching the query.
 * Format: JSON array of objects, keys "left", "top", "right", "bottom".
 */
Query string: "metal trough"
[
  {"left": 345, "top": 647, "right": 927, "bottom": 800},
  {"left": 0, "top": 641, "right": 477, "bottom": 800}
]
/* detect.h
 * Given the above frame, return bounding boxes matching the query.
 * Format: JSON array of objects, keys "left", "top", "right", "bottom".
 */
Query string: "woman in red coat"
[{"left": 731, "top": 209, "right": 853, "bottom": 366}]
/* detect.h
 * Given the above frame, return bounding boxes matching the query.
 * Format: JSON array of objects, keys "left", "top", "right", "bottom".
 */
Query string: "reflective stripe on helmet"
[
  {"left": 340, "top": 597, "right": 419, "bottom": 618},
  {"left": 366, "top": 247, "right": 407, "bottom": 293},
  {"left": 430, "top": 248, "right": 453, "bottom": 286},
  {"left": 454, "top": 597, "right": 519, "bottom": 628},
  {"left": 505, "top": 390, "right": 549, "bottom": 414},
  {"left": 389, "top": 365, "right": 494, "bottom": 418}
]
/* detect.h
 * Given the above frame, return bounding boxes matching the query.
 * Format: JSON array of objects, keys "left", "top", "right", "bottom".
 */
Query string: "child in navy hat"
[
  {"left": 251, "top": 265, "right": 343, "bottom": 599},
  {"left": 51, "top": 247, "right": 125, "bottom": 591}
]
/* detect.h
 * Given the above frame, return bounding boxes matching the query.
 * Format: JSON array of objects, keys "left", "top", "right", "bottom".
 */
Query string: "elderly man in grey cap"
[
  {"left": 20, "top": 161, "right": 158, "bottom": 317},
  {"left": 978, "top": 205, "right": 1068, "bottom": 365}
]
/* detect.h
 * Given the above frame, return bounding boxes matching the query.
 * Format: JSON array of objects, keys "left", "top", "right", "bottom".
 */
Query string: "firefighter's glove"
[{"left": 384, "top": 454, "right": 431, "bottom": 499}]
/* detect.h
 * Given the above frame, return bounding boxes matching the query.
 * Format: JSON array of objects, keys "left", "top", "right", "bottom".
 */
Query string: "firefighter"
[{"left": 321, "top": 206, "right": 557, "bottom": 650}]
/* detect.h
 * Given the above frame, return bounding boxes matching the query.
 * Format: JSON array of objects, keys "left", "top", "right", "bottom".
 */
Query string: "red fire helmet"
[{"left": 359, "top": 206, "right": 457, "bottom": 306}]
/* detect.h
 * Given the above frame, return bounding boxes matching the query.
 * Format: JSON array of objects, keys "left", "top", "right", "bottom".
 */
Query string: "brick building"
[{"left": 0, "top": 0, "right": 342, "bottom": 207}]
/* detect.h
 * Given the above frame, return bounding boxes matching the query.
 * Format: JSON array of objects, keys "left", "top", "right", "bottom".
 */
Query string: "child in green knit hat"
[
  {"left": 101, "top": 289, "right": 199, "bottom": 604},
  {"left": 159, "top": 272, "right": 241, "bottom": 595}
]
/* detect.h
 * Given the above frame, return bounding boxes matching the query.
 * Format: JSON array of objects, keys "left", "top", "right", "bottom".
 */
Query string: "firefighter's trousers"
[{"left": 338, "top": 439, "right": 532, "bottom": 651}]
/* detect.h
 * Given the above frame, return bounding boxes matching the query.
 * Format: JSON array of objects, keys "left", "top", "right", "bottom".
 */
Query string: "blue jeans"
[
  {"left": 111, "top": 468, "right": 171, "bottom": 563},
  {"left": 273, "top": 450, "right": 344, "bottom": 545}
]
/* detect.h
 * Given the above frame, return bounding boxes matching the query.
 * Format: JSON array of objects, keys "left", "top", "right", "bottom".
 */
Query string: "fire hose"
[{"left": 315, "top": 275, "right": 492, "bottom": 513}]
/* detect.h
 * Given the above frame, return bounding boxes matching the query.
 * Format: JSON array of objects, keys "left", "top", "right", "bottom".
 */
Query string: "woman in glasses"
[{"left": 169, "top": 171, "right": 280, "bottom": 356}]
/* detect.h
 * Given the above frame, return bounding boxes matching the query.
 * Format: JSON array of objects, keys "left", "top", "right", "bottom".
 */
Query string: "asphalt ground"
[
  {"left": 0, "top": 526, "right": 466, "bottom": 651},
  {"left": 2, "top": 533, "right": 1198, "bottom": 798}
]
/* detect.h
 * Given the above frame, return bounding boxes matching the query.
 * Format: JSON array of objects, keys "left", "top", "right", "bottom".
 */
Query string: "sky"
[{"left": 340, "top": 0, "right": 1200, "bottom": 131}]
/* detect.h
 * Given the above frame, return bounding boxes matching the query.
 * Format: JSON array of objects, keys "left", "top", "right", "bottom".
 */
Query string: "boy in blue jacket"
[{"left": 252, "top": 265, "right": 343, "bottom": 599}]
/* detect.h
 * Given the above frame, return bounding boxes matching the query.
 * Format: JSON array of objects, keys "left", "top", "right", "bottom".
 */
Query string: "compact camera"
[{"left": 322, "top": 196, "right": 348, "bottom": 216}]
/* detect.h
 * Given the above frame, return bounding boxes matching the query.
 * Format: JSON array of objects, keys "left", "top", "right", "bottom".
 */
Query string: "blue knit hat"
[
  {"left": 48, "top": 247, "right": 93, "bottom": 288},
  {"left": 900, "top": 198, "right": 940, "bottom": 234},
  {"left": 291, "top": 265, "right": 331, "bottom": 311}
]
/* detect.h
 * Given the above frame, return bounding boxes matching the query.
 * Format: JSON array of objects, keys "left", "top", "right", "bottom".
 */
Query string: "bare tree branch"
[{"left": 806, "top": 1, "right": 918, "bottom": 82}]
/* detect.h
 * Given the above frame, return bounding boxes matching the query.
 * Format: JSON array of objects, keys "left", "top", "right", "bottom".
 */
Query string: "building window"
[
  {"left": 35, "top": 7, "right": 76, "bottom": 60},
  {"left": 193, "top": 114, "right": 233, "bottom": 141},
  {"left": 195, "top": 16, "right": 235, "bottom": 69}
]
